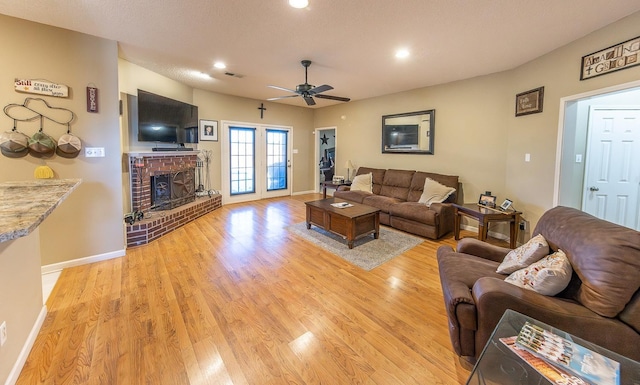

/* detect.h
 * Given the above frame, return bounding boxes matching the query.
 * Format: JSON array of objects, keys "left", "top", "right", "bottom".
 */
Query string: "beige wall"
[
  {"left": 0, "top": 232, "right": 43, "bottom": 384},
  {"left": 314, "top": 11, "right": 640, "bottom": 231},
  {"left": 0, "top": 15, "right": 124, "bottom": 266}
]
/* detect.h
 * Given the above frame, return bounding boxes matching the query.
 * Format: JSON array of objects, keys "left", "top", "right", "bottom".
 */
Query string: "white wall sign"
[{"left": 14, "top": 79, "right": 69, "bottom": 97}]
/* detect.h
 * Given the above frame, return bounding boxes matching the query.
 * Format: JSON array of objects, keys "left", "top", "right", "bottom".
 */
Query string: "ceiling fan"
[{"left": 267, "top": 60, "right": 351, "bottom": 106}]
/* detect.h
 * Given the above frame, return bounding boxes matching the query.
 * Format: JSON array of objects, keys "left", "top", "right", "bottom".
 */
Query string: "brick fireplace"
[{"left": 125, "top": 152, "right": 221, "bottom": 247}]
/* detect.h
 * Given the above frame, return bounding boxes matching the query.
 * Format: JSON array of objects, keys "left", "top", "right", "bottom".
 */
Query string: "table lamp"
[{"left": 345, "top": 160, "right": 355, "bottom": 182}]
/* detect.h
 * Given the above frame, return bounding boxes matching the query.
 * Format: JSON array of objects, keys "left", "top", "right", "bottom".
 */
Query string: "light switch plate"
[{"left": 85, "top": 147, "right": 105, "bottom": 157}]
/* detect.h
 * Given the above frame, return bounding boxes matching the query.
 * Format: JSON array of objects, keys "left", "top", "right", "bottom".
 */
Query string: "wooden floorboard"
[{"left": 17, "top": 194, "right": 479, "bottom": 384}]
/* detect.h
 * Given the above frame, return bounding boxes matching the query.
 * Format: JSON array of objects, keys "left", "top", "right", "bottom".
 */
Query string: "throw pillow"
[
  {"left": 496, "top": 234, "right": 549, "bottom": 274},
  {"left": 350, "top": 172, "right": 372, "bottom": 193},
  {"left": 418, "top": 178, "right": 456, "bottom": 206},
  {"left": 504, "top": 249, "right": 572, "bottom": 296}
]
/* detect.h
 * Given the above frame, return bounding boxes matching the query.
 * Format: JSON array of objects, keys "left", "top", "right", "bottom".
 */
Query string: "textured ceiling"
[{"left": 1, "top": 1, "right": 639, "bottom": 107}]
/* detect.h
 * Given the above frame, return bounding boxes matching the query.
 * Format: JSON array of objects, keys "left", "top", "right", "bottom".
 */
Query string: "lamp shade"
[{"left": 345, "top": 160, "right": 355, "bottom": 169}]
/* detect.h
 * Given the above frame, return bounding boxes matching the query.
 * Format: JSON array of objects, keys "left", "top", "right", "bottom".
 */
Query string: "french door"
[{"left": 221, "top": 121, "right": 292, "bottom": 204}]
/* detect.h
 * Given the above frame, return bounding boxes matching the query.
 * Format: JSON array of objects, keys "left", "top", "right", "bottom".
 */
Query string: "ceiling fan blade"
[
  {"left": 314, "top": 94, "right": 351, "bottom": 102},
  {"left": 266, "top": 95, "right": 300, "bottom": 101},
  {"left": 303, "top": 95, "right": 316, "bottom": 106},
  {"left": 267, "top": 85, "right": 298, "bottom": 93},
  {"left": 308, "top": 84, "right": 333, "bottom": 95}
]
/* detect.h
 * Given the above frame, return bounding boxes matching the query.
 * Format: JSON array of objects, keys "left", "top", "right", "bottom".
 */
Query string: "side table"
[
  {"left": 320, "top": 181, "right": 351, "bottom": 199},
  {"left": 453, "top": 203, "right": 521, "bottom": 248}
]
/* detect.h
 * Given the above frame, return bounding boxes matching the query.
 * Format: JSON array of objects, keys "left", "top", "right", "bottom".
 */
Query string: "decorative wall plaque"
[{"left": 581, "top": 35, "right": 640, "bottom": 80}]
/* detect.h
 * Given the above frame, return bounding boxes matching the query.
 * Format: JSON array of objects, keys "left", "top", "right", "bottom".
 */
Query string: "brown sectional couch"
[
  {"left": 333, "top": 167, "right": 459, "bottom": 239},
  {"left": 437, "top": 206, "right": 640, "bottom": 361}
]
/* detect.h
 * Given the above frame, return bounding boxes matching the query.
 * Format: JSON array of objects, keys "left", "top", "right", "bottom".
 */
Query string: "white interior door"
[
  {"left": 583, "top": 106, "right": 640, "bottom": 229},
  {"left": 221, "top": 121, "right": 292, "bottom": 204}
]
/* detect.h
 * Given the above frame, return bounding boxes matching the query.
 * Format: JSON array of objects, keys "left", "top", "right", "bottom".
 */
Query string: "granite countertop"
[{"left": 0, "top": 179, "right": 82, "bottom": 243}]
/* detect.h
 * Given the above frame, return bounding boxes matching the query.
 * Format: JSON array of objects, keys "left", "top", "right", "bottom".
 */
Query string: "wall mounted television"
[{"left": 137, "top": 89, "right": 199, "bottom": 144}]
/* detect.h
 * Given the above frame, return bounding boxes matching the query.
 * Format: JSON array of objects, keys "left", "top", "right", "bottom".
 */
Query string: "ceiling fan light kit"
[{"left": 267, "top": 60, "right": 350, "bottom": 106}]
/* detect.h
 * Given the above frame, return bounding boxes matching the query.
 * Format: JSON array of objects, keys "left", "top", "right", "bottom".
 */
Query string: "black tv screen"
[
  {"left": 383, "top": 124, "right": 419, "bottom": 148},
  {"left": 137, "top": 89, "right": 199, "bottom": 143}
]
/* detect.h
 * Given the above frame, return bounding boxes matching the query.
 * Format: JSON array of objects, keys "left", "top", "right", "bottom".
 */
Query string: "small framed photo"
[
  {"left": 200, "top": 119, "right": 218, "bottom": 141},
  {"left": 515, "top": 86, "right": 544, "bottom": 117},
  {"left": 478, "top": 193, "right": 497, "bottom": 208},
  {"left": 499, "top": 198, "right": 513, "bottom": 211}
]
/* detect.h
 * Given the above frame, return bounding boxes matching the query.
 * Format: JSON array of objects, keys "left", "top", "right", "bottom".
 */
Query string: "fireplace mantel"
[{"left": 127, "top": 150, "right": 200, "bottom": 157}]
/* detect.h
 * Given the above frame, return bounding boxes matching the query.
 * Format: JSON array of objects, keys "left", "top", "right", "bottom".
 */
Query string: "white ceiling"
[{"left": 1, "top": 1, "right": 639, "bottom": 108}]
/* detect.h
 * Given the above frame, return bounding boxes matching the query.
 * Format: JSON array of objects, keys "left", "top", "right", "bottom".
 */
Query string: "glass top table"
[{"left": 466, "top": 309, "right": 640, "bottom": 385}]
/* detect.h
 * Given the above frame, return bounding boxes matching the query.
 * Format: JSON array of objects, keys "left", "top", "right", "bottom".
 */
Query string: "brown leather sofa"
[
  {"left": 437, "top": 206, "right": 640, "bottom": 361},
  {"left": 333, "top": 167, "right": 459, "bottom": 239}
]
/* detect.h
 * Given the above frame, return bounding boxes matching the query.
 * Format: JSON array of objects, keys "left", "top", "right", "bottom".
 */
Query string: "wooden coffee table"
[{"left": 305, "top": 198, "right": 380, "bottom": 249}]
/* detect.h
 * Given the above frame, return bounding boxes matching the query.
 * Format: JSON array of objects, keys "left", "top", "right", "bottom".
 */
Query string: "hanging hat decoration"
[
  {"left": 57, "top": 123, "right": 82, "bottom": 158},
  {"left": 2, "top": 97, "right": 80, "bottom": 161},
  {"left": 0, "top": 121, "right": 30, "bottom": 158},
  {"left": 28, "top": 115, "right": 56, "bottom": 158}
]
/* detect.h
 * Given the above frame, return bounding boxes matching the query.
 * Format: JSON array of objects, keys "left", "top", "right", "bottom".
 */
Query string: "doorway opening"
[
  {"left": 555, "top": 80, "right": 640, "bottom": 230},
  {"left": 315, "top": 127, "right": 337, "bottom": 192}
]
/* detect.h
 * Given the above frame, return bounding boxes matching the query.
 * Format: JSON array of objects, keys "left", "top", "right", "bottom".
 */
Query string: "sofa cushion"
[
  {"left": 408, "top": 171, "right": 459, "bottom": 203},
  {"left": 534, "top": 206, "right": 640, "bottom": 317},
  {"left": 362, "top": 195, "right": 403, "bottom": 213},
  {"left": 505, "top": 250, "right": 573, "bottom": 296},
  {"left": 379, "top": 169, "right": 414, "bottom": 201},
  {"left": 389, "top": 202, "right": 437, "bottom": 225},
  {"left": 418, "top": 178, "right": 456, "bottom": 207},
  {"left": 350, "top": 172, "right": 372, "bottom": 192},
  {"left": 355, "top": 167, "right": 386, "bottom": 195},
  {"left": 496, "top": 234, "right": 549, "bottom": 274}
]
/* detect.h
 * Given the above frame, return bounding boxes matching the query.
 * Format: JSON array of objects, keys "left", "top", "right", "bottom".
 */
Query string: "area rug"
[{"left": 287, "top": 222, "right": 424, "bottom": 271}]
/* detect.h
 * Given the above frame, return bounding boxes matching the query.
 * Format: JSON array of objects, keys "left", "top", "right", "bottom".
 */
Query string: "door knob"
[{"left": 589, "top": 186, "right": 599, "bottom": 192}]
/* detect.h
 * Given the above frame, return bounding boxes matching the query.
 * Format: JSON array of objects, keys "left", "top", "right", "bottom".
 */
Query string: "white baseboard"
[
  {"left": 460, "top": 224, "right": 509, "bottom": 242},
  {"left": 4, "top": 306, "right": 47, "bottom": 385},
  {"left": 292, "top": 189, "right": 316, "bottom": 196},
  {"left": 41, "top": 249, "right": 125, "bottom": 275}
]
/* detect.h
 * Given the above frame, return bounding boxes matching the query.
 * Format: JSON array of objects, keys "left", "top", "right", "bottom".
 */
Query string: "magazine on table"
[
  {"left": 510, "top": 322, "right": 620, "bottom": 385},
  {"left": 330, "top": 202, "right": 353, "bottom": 208},
  {"left": 500, "top": 336, "right": 591, "bottom": 385}
]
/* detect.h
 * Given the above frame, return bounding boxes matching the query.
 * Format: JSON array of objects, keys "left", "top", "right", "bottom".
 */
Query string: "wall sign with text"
[
  {"left": 581, "top": 35, "right": 640, "bottom": 80},
  {"left": 14, "top": 79, "right": 69, "bottom": 97}
]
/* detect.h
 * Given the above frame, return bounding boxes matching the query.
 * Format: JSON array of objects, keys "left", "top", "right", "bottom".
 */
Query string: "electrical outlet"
[
  {"left": 519, "top": 220, "right": 526, "bottom": 231},
  {"left": 0, "top": 321, "right": 7, "bottom": 346}
]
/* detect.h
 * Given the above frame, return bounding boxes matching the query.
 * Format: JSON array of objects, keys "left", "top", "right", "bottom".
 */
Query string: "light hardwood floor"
[{"left": 17, "top": 194, "right": 476, "bottom": 385}]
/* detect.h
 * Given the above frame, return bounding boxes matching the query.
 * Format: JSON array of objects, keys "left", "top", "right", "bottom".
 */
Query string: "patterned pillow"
[
  {"left": 418, "top": 178, "right": 456, "bottom": 206},
  {"left": 350, "top": 172, "right": 372, "bottom": 193},
  {"left": 504, "top": 250, "right": 572, "bottom": 296},
  {"left": 496, "top": 234, "right": 549, "bottom": 274}
]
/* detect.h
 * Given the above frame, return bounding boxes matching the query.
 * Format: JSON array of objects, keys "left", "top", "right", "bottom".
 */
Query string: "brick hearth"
[
  {"left": 125, "top": 194, "right": 221, "bottom": 247},
  {"left": 126, "top": 152, "right": 222, "bottom": 247}
]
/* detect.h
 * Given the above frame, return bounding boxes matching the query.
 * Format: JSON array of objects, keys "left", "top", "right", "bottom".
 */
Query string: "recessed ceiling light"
[
  {"left": 289, "top": 0, "right": 308, "bottom": 9},
  {"left": 191, "top": 70, "right": 212, "bottom": 79},
  {"left": 395, "top": 49, "right": 410, "bottom": 59},
  {"left": 214, "top": 62, "right": 226, "bottom": 69}
]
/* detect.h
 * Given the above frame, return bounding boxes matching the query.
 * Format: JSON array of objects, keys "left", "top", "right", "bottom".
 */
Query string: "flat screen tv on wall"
[{"left": 137, "top": 89, "right": 199, "bottom": 144}]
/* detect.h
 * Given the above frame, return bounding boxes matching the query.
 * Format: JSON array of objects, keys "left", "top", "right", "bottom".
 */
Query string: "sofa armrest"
[
  {"left": 472, "top": 277, "right": 613, "bottom": 358},
  {"left": 336, "top": 185, "right": 351, "bottom": 192},
  {"left": 456, "top": 238, "right": 511, "bottom": 263},
  {"left": 429, "top": 202, "right": 455, "bottom": 237}
]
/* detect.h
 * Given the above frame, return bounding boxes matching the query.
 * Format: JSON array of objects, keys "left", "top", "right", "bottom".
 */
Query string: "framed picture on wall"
[
  {"left": 515, "top": 87, "right": 544, "bottom": 117},
  {"left": 200, "top": 119, "right": 218, "bottom": 141}
]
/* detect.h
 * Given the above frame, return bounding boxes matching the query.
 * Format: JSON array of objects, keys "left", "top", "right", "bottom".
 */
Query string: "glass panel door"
[
  {"left": 266, "top": 129, "right": 288, "bottom": 191},
  {"left": 229, "top": 126, "right": 255, "bottom": 195}
]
